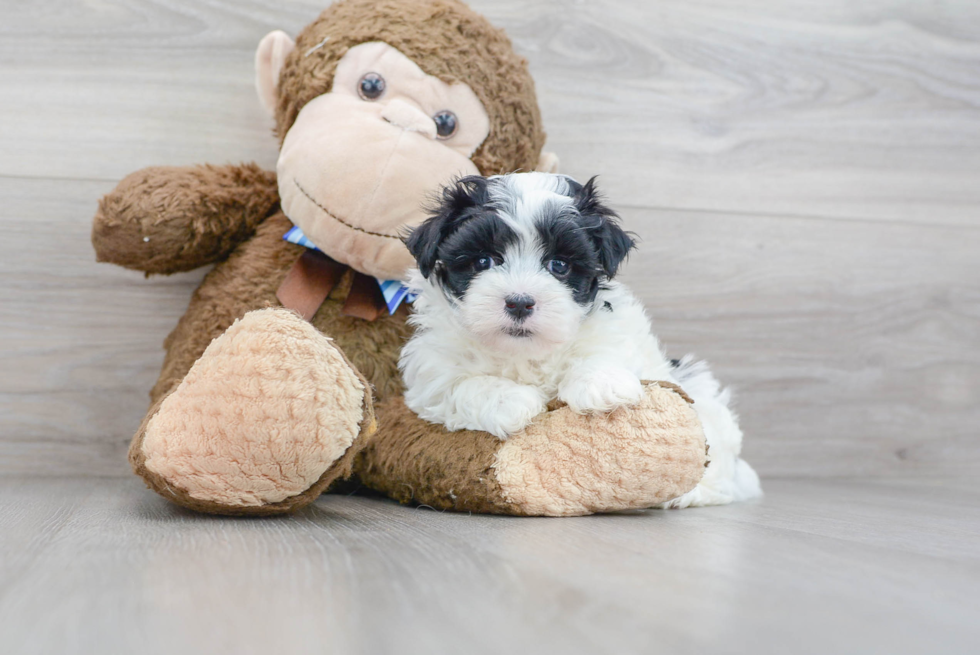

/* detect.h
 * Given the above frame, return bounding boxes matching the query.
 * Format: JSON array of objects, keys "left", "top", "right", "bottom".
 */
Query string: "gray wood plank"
[
  {"left": 1, "top": 0, "right": 979, "bottom": 224},
  {"left": 0, "top": 178, "right": 206, "bottom": 475},
  {"left": 517, "top": 0, "right": 980, "bottom": 225},
  {"left": 0, "top": 477, "right": 977, "bottom": 655}
]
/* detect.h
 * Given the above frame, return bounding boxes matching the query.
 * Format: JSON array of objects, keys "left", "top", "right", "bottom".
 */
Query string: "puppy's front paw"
[
  {"left": 466, "top": 382, "right": 547, "bottom": 440},
  {"left": 559, "top": 367, "right": 643, "bottom": 414}
]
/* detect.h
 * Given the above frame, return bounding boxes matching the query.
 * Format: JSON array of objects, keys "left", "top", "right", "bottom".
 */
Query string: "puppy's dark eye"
[
  {"left": 434, "top": 111, "right": 458, "bottom": 139},
  {"left": 547, "top": 259, "right": 570, "bottom": 276},
  {"left": 358, "top": 73, "right": 385, "bottom": 100},
  {"left": 474, "top": 256, "right": 497, "bottom": 271}
]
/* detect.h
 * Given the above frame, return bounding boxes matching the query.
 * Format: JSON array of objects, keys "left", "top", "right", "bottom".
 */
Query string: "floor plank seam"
[{"left": 614, "top": 202, "right": 980, "bottom": 231}]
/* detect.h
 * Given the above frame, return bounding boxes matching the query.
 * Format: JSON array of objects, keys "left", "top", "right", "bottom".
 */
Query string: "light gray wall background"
[{"left": 1, "top": 0, "right": 977, "bottom": 479}]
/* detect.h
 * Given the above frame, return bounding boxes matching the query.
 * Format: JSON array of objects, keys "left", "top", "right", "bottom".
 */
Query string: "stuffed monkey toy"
[{"left": 92, "top": 0, "right": 707, "bottom": 516}]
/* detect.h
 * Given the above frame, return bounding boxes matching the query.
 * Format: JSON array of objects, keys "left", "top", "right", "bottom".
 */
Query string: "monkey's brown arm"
[
  {"left": 92, "top": 163, "right": 279, "bottom": 274},
  {"left": 355, "top": 385, "right": 708, "bottom": 516}
]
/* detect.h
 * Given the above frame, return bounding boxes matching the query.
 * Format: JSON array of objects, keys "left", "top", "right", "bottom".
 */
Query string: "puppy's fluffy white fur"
[{"left": 400, "top": 173, "right": 761, "bottom": 508}]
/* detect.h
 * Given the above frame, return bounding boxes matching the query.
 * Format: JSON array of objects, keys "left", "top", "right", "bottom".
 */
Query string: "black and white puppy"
[{"left": 401, "top": 173, "right": 760, "bottom": 507}]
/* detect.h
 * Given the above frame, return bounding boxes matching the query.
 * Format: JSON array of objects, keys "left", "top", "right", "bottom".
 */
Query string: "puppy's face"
[{"left": 405, "top": 173, "right": 635, "bottom": 354}]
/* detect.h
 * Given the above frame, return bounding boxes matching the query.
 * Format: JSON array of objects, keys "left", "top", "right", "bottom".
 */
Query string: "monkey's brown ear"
[
  {"left": 255, "top": 30, "right": 296, "bottom": 118},
  {"left": 535, "top": 152, "right": 560, "bottom": 174}
]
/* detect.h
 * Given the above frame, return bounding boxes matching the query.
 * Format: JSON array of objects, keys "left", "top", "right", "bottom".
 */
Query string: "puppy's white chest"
[{"left": 491, "top": 354, "right": 568, "bottom": 399}]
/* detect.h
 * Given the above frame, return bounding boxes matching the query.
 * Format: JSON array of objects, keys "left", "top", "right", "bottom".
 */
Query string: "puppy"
[{"left": 400, "top": 173, "right": 761, "bottom": 507}]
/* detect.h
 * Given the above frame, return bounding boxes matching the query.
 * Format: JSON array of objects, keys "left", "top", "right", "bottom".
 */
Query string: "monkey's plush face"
[{"left": 270, "top": 42, "right": 491, "bottom": 280}]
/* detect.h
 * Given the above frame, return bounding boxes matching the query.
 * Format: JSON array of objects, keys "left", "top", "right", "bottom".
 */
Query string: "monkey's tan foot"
[
  {"left": 362, "top": 382, "right": 706, "bottom": 517},
  {"left": 130, "top": 308, "right": 374, "bottom": 515}
]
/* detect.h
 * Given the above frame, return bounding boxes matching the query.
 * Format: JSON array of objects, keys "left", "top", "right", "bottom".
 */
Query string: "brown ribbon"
[
  {"left": 276, "top": 249, "right": 388, "bottom": 322},
  {"left": 342, "top": 270, "right": 389, "bottom": 321}
]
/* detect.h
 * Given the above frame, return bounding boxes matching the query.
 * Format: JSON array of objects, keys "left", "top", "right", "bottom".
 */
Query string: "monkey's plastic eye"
[
  {"left": 547, "top": 259, "right": 570, "bottom": 276},
  {"left": 358, "top": 73, "right": 385, "bottom": 100},
  {"left": 474, "top": 256, "right": 497, "bottom": 271},
  {"left": 434, "top": 110, "right": 458, "bottom": 139}
]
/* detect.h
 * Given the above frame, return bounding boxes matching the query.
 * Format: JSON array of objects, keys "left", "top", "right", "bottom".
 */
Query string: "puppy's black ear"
[
  {"left": 404, "top": 176, "right": 489, "bottom": 278},
  {"left": 561, "top": 175, "right": 584, "bottom": 196},
  {"left": 573, "top": 176, "right": 636, "bottom": 278}
]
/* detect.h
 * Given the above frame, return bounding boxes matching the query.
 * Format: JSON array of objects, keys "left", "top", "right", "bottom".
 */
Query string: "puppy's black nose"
[{"left": 504, "top": 294, "right": 535, "bottom": 321}]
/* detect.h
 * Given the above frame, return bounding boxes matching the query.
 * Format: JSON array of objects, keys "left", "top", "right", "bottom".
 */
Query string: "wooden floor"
[
  {"left": 2, "top": 1, "right": 979, "bottom": 652},
  {"left": 0, "top": 477, "right": 977, "bottom": 655}
]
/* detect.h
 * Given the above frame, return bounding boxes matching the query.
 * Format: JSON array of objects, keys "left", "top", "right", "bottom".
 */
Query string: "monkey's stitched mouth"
[{"left": 292, "top": 178, "right": 401, "bottom": 240}]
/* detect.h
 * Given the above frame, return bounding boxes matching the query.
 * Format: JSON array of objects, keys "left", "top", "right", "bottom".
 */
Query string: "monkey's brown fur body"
[{"left": 92, "top": 0, "right": 707, "bottom": 516}]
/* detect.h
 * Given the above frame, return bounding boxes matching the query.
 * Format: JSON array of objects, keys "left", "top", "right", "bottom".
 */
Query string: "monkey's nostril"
[{"left": 380, "top": 99, "right": 437, "bottom": 138}]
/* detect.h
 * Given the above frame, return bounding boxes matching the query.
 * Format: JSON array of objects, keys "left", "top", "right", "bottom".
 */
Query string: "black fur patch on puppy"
[
  {"left": 534, "top": 210, "right": 606, "bottom": 304},
  {"left": 532, "top": 176, "right": 635, "bottom": 304},
  {"left": 571, "top": 176, "right": 636, "bottom": 278},
  {"left": 438, "top": 213, "right": 518, "bottom": 297},
  {"left": 404, "top": 176, "right": 492, "bottom": 278}
]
